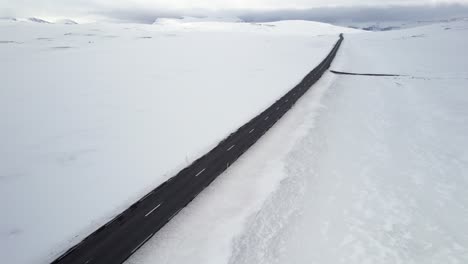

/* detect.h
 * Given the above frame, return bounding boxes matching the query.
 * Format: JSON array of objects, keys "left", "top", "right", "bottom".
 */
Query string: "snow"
[
  {"left": 265, "top": 20, "right": 468, "bottom": 263},
  {"left": 127, "top": 19, "right": 468, "bottom": 264},
  {"left": 0, "top": 19, "right": 357, "bottom": 264},
  {"left": 153, "top": 19, "right": 359, "bottom": 36},
  {"left": 154, "top": 16, "right": 243, "bottom": 24}
]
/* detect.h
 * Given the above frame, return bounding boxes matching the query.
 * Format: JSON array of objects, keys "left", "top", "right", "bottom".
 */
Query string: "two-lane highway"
[{"left": 52, "top": 34, "right": 344, "bottom": 264}]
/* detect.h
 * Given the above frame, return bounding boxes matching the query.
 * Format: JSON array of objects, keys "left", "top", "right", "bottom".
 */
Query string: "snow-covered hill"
[
  {"left": 341, "top": 16, "right": 468, "bottom": 31},
  {"left": 0, "top": 19, "right": 357, "bottom": 264}
]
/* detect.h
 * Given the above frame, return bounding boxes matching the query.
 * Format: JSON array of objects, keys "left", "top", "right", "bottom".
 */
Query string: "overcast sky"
[{"left": 1, "top": 0, "right": 468, "bottom": 22}]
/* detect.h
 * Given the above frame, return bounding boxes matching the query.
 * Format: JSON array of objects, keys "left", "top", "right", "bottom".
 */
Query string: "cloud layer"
[{"left": 1, "top": 0, "right": 468, "bottom": 23}]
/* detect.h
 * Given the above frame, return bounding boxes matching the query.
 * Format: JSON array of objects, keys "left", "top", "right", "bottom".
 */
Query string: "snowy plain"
[
  {"left": 0, "top": 18, "right": 358, "bottom": 263},
  {"left": 127, "top": 19, "right": 468, "bottom": 264}
]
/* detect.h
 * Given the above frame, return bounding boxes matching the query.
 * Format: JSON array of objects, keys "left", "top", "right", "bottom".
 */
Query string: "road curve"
[{"left": 51, "top": 34, "right": 344, "bottom": 264}]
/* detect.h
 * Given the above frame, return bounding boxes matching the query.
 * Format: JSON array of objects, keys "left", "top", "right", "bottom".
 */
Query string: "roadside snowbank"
[{"left": 233, "top": 19, "right": 468, "bottom": 264}]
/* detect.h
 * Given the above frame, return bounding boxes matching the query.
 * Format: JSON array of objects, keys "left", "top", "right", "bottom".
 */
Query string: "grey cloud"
[
  {"left": 237, "top": 4, "right": 468, "bottom": 23},
  {"left": 2, "top": 1, "right": 468, "bottom": 24},
  {"left": 94, "top": 3, "right": 468, "bottom": 24}
]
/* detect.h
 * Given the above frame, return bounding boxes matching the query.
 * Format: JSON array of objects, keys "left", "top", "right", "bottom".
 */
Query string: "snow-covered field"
[
  {"left": 4, "top": 15, "right": 466, "bottom": 264},
  {"left": 0, "top": 19, "right": 357, "bottom": 263},
  {"left": 126, "top": 19, "right": 468, "bottom": 264}
]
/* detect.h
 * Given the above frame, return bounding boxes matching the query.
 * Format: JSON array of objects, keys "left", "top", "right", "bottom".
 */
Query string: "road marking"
[
  {"left": 131, "top": 233, "right": 154, "bottom": 254},
  {"left": 84, "top": 259, "right": 92, "bottom": 264},
  {"left": 227, "top": 145, "right": 235, "bottom": 151},
  {"left": 139, "top": 191, "right": 154, "bottom": 202},
  {"left": 276, "top": 107, "right": 279, "bottom": 111},
  {"left": 264, "top": 116, "right": 269, "bottom": 121},
  {"left": 145, "top": 203, "right": 162, "bottom": 217},
  {"left": 166, "top": 176, "right": 175, "bottom": 183},
  {"left": 249, "top": 128, "right": 255, "bottom": 134},
  {"left": 73, "top": 240, "right": 84, "bottom": 249},
  {"left": 193, "top": 187, "right": 203, "bottom": 199},
  {"left": 293, "top": 93, "right": 296, "bottom": 96},
  {"left": 285, "top": 99, "right": 289, "bottom": 102},
  {"left": 195, "top": 168, "right": 206, "bottom": 177},
  {"left": 105, "top": 211, "right": 124, "bottom": 227},
  {"left": 168, "top": 208, "right": 182, "bottom": 222}
]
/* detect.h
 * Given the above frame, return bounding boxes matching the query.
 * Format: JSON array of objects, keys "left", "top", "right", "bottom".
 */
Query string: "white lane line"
[
  {"left": 131, "top": 233, "right": 154, "bottom": 254},
  {"left": 276, "top": 107, "right": 279, "bottom": 111},
  {"left": 194, "top": 189, "right": 202, "bottom": 199},
  {"left": 74, "top": 240, "right": 84, "bottom": 248},
  {"left": 285, "top": 99, "right": 289, "bottom": 102},
  {"left": 144, "top": 203, "right": 162, "bottom": 217},
  {"left": 293, "top": 93, "right": 296, "bottom": 96},
  {"left": 264, "top": 116, "right": 269, "bottom": 121},
  {"left": 249, "top": 128, "right": 255, "bottom": 134},
  {"left": 168, "top": 208, "right": 182, "bottom": 222},
  {"left": 195, "top": 168, "right": 206, "bottom": 177},
  {"left": 139, "top": 190, "right": 154, "bottom": 202},
  {"left": 227, "top": 145, "right": 235, "bottom": 151},
  {"left": 166, "top": 176, "right": 175, "bottom": 183},
  {"left": 84, "top": 259, "right": 92, "bottom": 264},
  {"left": 105, "top": 211, "right": 124, "bottom": 227}
]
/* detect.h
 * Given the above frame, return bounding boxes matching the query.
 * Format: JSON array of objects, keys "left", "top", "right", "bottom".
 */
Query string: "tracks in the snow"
[
  {"left": 330, "top": 70, "right": 403, "bottom": 77},
  {"left": 51, "top": 34, "right": 345, "bottom": 264}
]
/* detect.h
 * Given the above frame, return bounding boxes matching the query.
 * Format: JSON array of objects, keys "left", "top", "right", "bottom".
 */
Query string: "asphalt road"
[{"left": 51, "top": 33, "right": 344, "bottom": 264}]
